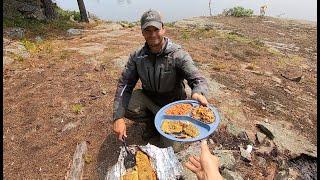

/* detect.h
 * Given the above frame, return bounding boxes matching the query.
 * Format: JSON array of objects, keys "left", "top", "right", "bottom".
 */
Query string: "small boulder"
[
  {"left": 256, "top": 156, "right": 267, "bottom": 166},
  {"left": 67, "top": 28, "right": 82, "bottom": 35},
  {"left": 256, "top": 131, "right": 267, "bottom": 144},
  {"left": 35, "top": 36, "right": 43, "bottom": 43},
  {"left": 213, "top": 150, "right": 236, "bottom": 170},
  {"left": 240, "top": 146, "right": 252, "bottom": 162},
  {"left": 7, "top": 28, "right": 25, "bottom": 39}
]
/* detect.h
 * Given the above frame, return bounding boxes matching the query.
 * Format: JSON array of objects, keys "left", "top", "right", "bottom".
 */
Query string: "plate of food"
[{"left": 154, "top": 100, "right": 220, "bottom": 142}]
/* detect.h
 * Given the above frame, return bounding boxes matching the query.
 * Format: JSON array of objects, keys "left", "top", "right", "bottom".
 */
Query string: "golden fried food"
[
  {"left": 161, "top": 120, "right": 183, "bottom": 134},
  {"left": 135, "top": 151, "right": 157, "bottom": 180},
  {"left": 191, "top": 105, "right": 215, "bottom": 123},
  {"left": 183, "top": 123, "right": 200, "bottom": 137},
  {"left": 121, "top": 169, "right": 138, "bottom": 180},
  {"left": 161, "top": 120, "right": 200, "bottom": 139},
  {"left": 165, "top": 103, "right": 193, "bottom": 115}
]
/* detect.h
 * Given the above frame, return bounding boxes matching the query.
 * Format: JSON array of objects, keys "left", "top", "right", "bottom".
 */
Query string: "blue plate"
[{"left": 155, "top": 100, "right": 220, "bottom": 142}]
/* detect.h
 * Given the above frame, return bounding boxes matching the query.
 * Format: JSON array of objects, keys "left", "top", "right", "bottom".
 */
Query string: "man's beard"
[{"left": 147, "top": 37, "right": 164, "bottom": 47}]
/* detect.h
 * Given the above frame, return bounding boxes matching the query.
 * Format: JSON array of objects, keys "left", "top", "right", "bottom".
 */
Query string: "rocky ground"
[{"left": 3, "top": 15, "right": 317, "bottom": 179}]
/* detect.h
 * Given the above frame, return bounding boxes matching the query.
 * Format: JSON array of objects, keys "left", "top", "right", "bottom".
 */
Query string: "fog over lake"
[{"left": 55, "top": 0, "right": 317, "bottom": 22}]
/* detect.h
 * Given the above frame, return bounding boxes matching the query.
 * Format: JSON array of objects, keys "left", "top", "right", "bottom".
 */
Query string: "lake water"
[{"left": 55, "top": 0, "right": 317, "bottom": 23}]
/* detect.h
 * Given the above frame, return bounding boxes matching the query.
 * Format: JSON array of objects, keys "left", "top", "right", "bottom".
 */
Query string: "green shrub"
[
  {"left": 72, "top": 104, "right": 83, "bottom": 114},
  {"left": 54, "top": 6, "right": 81, "bottom": 21},
  {"left": 223, "top": 6, "right": 254, "bottom": 17},
  {"left": 181, "top": 31, "right": 190, "bottom": 40},
  {"left": 3, "top": 6, "right": 82, "bottom": 38},
  {"left": 21, "top": 38, "right": 38, "bottom": 53}
]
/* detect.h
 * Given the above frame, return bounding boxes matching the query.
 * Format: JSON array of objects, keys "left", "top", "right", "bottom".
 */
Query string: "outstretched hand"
[{"left": 185, "top": 140, "right": 223, "bottom": 180}]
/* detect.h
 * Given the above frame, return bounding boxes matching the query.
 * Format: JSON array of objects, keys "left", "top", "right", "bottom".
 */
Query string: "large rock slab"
[
  {"left": 112, "top": 56, "right": 128, "bottom": 69},
  {"left": 4, "top": 38, "right": 30, "bottom": 63},
  {"left": 263, "top": 40, "right": 300, "bottom": 52},
  {"left": 256, "top": 122, "right": 317, "bottom": 158},
  {"left": 174, "top": 17, "right": 224, "bottom": 29},
  {"left": 64, "top": 43, "right": 105, "bottom": 56},
  {"left": 93, "top": 23, "right": 123, "bottom": 31}
]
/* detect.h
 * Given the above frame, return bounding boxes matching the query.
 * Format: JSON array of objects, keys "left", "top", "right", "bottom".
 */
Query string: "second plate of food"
[{"left": 154, "top": 100, "right": 220, "bottom": 142}]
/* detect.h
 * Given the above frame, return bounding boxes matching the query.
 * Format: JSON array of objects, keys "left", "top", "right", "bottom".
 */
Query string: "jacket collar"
[{"left": 142, "top": 37, "right": 180, "bottom": 57}]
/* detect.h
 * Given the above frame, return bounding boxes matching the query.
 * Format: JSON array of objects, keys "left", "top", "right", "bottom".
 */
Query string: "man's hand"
[
  {"left": 185, "top": 140, "right": 223, "bottom": 180},
  {"left": 192, "top": 93, "right": 208, "bottom": 106},
  {"left": 113, "top": 118, "right": 127, "bottom": 141}
]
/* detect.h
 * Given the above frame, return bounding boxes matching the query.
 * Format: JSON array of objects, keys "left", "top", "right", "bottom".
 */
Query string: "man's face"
[{"left": 142, "top": 26, "right": 166, "bottom": 47}]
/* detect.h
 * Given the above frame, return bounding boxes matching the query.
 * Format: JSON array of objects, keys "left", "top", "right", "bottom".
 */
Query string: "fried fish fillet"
[
  {"left": 191, "top": 105, "right": 215, "bottom": 123},
  {"left": 135, "top": 151, "right": 157, "bottom": 180},
  {"left": 183, "top": 123, "right": 200, "bottom": 138},
  {"left": 161, "top": 120, "right": 200, "bottom": 139},
  {"left": 121, "top": 169, "right": 138, "bottom": 180},
  {"left": 161, "top": 120, "right": 183, "bottom": 134}
]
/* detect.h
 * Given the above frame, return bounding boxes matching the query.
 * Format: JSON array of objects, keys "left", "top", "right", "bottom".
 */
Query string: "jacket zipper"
[
  {"left": 147, "top": 68, "right": 153, "bottom": 90},
  {"left": 158, "top": 67, "right": 162, "bottom": 91},
  {"left": 153, "top": 56, "right": 157, "bottom": 92}
]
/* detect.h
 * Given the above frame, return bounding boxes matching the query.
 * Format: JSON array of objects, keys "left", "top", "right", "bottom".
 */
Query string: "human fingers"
[
  {"left": 119, "top": 125, "right": 128, "bottom": 141},
  {"left": 118, "top": 131, "right": 124, "bottom": 141},
  {"left": 189, "top": 156, "right": 201, "bottom": 168},
  {"left": 185, "top": 162, "right": 199, "bottom": 173},
  {"left": 123, "top": 124, "right": 127, "bottom": 138},
  {"left": 200, "top": 139, "right": 211, "bottom": 155},
  {"left": 194, "top": 156, "right": 200, "bottom": 162},
  {"left": 199, "top": 95, "right": 208, "bottom": 106}
]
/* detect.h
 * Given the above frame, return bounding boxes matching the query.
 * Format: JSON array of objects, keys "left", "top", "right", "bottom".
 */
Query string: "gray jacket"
[{"left": 113, "top": 37, "right": 208, "bottom": 121}]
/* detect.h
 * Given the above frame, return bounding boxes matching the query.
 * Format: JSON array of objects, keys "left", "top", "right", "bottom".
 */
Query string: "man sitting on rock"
[{"left": 112, "top": 9, "right": 209, "bottom": 141}]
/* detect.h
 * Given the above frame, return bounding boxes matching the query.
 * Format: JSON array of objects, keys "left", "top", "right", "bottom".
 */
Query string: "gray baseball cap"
[{"left": 140, "top": 10, "right": 163, "bottom": 30}]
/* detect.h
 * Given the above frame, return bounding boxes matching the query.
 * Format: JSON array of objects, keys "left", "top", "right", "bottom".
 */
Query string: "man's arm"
[
  {"left": 176, "top": 50, "right": 209, "bottom": 104},
  {"left": 113, "top": 53, "right": 139, "bottom": 121},
  {"left": 112, "top": 53, "right": 139, "bottom": 141}
]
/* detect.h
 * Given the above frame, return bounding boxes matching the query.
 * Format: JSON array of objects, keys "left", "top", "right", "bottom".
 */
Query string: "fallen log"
[{"left": 67, "top": 141, "right": 87, "bottom": 180}]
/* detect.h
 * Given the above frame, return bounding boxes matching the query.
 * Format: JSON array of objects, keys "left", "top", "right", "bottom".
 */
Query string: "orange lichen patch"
[
  {"left": 165, "top": 103, "right": 193, "bottom": 115},
  {"left": 191, "top": 106, "right": 215, "bottom": 124}
]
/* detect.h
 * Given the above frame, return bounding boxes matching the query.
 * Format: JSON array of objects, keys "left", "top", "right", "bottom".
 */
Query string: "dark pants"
[
  {"left": 124, "top": 89, "right": 161, "bottom": 124},
  {"left": 124, "top": 89, "right": 185, "bottom": 152}
]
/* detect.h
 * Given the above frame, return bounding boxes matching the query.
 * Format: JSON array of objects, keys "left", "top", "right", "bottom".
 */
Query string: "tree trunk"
[
  {"left": 42, "top": 0, "right": 57, "bottom": 20},
  {"left": 77, "top": 0, "right": 89, "bottom": 22},
  {"left": 208, "top": 0, "right": 213, "bottom": 16}
]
